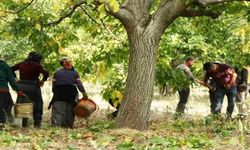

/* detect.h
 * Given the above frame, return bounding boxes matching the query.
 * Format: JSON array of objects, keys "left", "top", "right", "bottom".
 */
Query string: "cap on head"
[{"left": 60, "top": 56, "right": 71, "bottom": 66}]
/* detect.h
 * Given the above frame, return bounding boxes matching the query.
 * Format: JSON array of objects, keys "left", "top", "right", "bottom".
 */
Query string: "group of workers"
[
  {"left": 0, "top": 52, "right": 88, "bottom": 128},
  {"left": 176, "top": 57, "right": 249, "bottom": 118},
  {"left": 0, "top": 53, "right": 248, "bottom": 129}
]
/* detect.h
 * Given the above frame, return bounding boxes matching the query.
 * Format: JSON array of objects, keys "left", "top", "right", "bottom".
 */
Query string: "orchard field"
[
  {"left": 0, "top": 0, "right": 250, "bottom": 149},
  {"left": 1, "top": 83, "right": 250, "bottom": 149}
]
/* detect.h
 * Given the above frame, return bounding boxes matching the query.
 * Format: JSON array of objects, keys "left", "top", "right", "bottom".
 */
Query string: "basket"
[
  {"left": 14, "top": 103, "right": 33, "bottom": 118},
  {"left": 74, "top": 99, "right": 97, "bottom": 118}
]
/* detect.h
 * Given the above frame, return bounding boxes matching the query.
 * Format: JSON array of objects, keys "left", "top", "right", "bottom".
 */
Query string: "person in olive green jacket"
[{"left": 0, "top": 59, "right": 21, "bottom": 125}]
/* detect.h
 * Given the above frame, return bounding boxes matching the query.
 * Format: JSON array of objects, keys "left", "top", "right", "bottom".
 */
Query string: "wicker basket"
[
  {"left": 14, "top": 103, "right": 33, "bottom": 118},
  {"left": 74, "top": 99, "right": 97, "bottom": 118}
]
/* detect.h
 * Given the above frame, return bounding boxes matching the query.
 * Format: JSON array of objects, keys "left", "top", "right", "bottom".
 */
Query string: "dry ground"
[{"left": 1, "top": 82, "right": 250, "bottom": 150}]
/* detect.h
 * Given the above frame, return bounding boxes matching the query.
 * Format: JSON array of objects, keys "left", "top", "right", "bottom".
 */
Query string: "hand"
[
  {"left": 17, "top": 91, "right": 24, "bottom": 97},
  {"left": 196, "top": 80, "right": 204, "bottom": 85},
  {"left": 39, "top": 80, "right": 44, "bottom": 87},
  {"left": 82, "top": 92, "right": 88, "bottom": 100},
  {"left": 224, "top": 84, "right": 232, "bottom": 89}
]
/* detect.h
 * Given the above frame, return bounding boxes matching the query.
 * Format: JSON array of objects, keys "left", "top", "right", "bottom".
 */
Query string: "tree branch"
[
  {"left": 181, "top": 9, "right": 220, "bottom": 19},
  {"left": 80, "top": 6, "right": 120, "bottom": 40},
  {"left": 16, "top": 0, "right": 36, "bottom": 13},
  {"left": 100, "top": 19, "right": 120, "bottom": 40},
  {"left": 193, "top": 0, "right": 250, "bottom": 7},
  {"left": 43, "top": 1, "right": 86, "bottom": 27},
  {"left": 0, "top": 0, "right": 36, "bottom": 18},
  {"left": 150, "top": 0, "right": 186, "bottom": 38}
]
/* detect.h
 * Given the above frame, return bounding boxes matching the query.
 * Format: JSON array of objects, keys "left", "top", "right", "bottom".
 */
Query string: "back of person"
[
  {"left": 53, "top": 68, "right": 78, "bottom": 86},
  {"left": 0, "top": 60, "right": 10, "bottom": 89},
  {"left": 0, "top": 60, "right": 20, "bottom": 125},
  {"left": 12, "top": 61, "right": 47, "bottom": 82},
  {"left": 50, "top": 57, "right": 88, "bottom": 128},
  {"left": 12, "top": 52, "right": 49, "bottom": 128}
]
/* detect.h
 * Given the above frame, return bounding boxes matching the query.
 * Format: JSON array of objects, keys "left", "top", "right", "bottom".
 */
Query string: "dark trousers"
[
  {"left": 176, "top": 87, "right": 190, "bottom": 114},
  {"left": 0, "top": 92, "right": 13, "bottom": 123},
  {"left": 17, "top": 81, "right": 43, "bottom": 126},
  {"left": 209, "top": 90, "right": 219, "bottom": 114},
  {"left": 212, "top": 87, "right": 237, "bottom": 116},
  {"left": 51, "top": 101, "right": 75, "bottom": 128}
]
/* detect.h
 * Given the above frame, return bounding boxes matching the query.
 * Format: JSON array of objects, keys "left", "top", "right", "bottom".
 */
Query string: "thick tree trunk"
[{"left": 116, "top": 28, "right": 160, "bottom": 130}]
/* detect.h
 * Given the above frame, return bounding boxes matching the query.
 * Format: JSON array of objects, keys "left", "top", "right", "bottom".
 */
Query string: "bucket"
[
  {"left": 74, "top": 99, "right": 97, "bottom": 118},
  {"left": 14, "top": 94, "right": 33, "bottom": 118},
  {"left": 14, "top": 103, "right": 33, "bottom": 118}
]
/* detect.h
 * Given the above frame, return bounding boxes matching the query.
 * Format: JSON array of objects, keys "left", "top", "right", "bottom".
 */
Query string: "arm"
[
  {"left": 38, "top": 65, "right": 49, "bottom": 86},
  {"left": 225, "top": 68, "right": 237, "bottom": 88},
  {"left": 12, "top": 62, "right": 21, "bottom": 72},
  {"left": 183, "top": 69, "right": 194, "bottom": 79},
  {"left": 6, "top": 65, "right": 19, "bottom": 92},
  {"left": 11, "top": 62, "right": 21, "bottom": 78},
  {"left": 202, "top": 73, "right": 213, "bottom": 89},
  {"left": 52, "top": 73, "right": 56, "bottom": 91},
  {"left": 184, "top": 68, "right": 204, "bottom": 84},
  {"left": 39, "top": 66, "right": 49, "bottom": 81},
  {"left": 75, "top": 72, "right": 88, "bottom": 99}
]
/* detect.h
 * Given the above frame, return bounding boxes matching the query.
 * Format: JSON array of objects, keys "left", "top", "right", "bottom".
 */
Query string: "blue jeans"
[{"left": 212, "top": 87, "right": 237, "bottom": 116}]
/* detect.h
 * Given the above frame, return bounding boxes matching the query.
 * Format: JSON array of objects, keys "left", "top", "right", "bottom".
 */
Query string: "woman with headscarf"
[{"left": 50, "top": 57, "right": 88, "bottom": 128}]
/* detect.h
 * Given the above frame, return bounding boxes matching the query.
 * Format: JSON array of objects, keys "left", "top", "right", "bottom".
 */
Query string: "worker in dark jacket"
[
  {"left": 203, "top": 62, "right": 237, "bottom": 117},
  {"left": 0, "top": 59, "right": 22, "bottom": 125},
  {"left": 12, "top": 52, "right": 49, "bottom": 127},
  {"left": 50, "top": 57, "right": 88, "bottom": 128}
]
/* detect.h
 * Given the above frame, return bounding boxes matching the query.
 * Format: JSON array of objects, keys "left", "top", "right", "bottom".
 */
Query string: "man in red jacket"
[
  {"left": 203, "top": 62, "right": 237, "bottom": 117},
  {"left": 12, "top": 52, "right": 49, "bottom": 127}
]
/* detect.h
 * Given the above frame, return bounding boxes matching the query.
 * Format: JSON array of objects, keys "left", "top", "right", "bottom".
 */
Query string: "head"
[
  {"left": 185, "top": 57, "right": 195, "bottom": 67},
  {"left": 60, "top": 57, "right": 73, "bottom": 70},
  {"left": 27, "top": 52, "right": 43, "bottom": 63},
  {"left": 203, "top": 62, "right": 218, "bottom": 73}
]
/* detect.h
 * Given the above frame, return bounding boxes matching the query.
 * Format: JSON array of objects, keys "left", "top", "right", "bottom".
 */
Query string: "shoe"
[{"left": 34, "top": 121, "right": 41, "bottom": 128}]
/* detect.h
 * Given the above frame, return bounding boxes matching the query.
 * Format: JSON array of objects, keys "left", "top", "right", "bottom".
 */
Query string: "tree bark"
[{"left": 116, "top": 27, "right": 160, "bottom": 130}]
